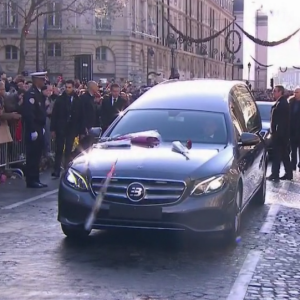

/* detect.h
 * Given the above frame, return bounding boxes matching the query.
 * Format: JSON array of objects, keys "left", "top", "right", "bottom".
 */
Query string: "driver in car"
[{"left": 202, "top": 119, "right": 220, "bottom": 142}]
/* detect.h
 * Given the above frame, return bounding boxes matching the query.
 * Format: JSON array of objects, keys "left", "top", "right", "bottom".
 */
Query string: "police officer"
[
  {"left": 268, "top": 85, "right": 293, "bottom": 181},
  {"left": 22, "top": 72, "right": 48, "bottom": 188}
]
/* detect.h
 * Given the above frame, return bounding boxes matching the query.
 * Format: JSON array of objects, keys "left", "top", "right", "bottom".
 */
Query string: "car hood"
[
  {"left": 262, "top": 121, "right": 270, "bottom": 130},
  {"left": 71, "top": 144, "right": 223, "bottom": 180}
]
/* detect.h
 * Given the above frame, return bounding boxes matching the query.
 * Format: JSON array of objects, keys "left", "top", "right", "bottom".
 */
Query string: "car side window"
[
  {"left": 232, "top": 85, "right": 262, "bottom": 133},
  {"left": 232, "top": 117, "right": 243, "bottom": 141},
  {"left": 229, "top": 94, "right": 245, "bottom": 141}
]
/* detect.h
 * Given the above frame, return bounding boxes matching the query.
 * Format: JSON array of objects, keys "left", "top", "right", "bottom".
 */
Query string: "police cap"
[{"left": 30, "top": 71, "right": 47, "bottom": 79}]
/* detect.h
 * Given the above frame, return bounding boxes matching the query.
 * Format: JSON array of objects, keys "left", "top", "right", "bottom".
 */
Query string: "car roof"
[
  {"left": 256, "top": 101, "right": 275, "bottom": 106},
  {"left": 129, "top": 79, "right": 249, "bottom": 113}
]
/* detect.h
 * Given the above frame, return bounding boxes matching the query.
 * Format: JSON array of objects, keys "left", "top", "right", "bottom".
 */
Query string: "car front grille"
[{"left": 90, "top": 177, "right": 186, "bottom": 205}]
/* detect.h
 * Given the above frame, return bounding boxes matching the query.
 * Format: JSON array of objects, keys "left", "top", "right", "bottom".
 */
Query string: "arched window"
[
  {"left": 95, "top": 46, "right": 107, "bottom": 60},
  {"left": 5, "top": 45, "right": 18, "bottom": 60}
]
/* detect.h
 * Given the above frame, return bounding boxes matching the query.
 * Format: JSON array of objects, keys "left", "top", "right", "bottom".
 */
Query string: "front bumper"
[{"left": 58, "top": 181, "right": 235, "bottom": 233}]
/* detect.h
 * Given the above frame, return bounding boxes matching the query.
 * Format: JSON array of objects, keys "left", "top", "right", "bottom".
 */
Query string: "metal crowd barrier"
[
  {"left": 0, "top": 143, "right": 7, "bottom": 168},
  {"left": 0, "top": 123, "right": 26, "bottom": 177},
  {"left": 0, "top": 122, "right": 76, "bottom": 178}
]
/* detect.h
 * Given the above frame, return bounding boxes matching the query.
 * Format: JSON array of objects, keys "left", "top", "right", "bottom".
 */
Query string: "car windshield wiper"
[
  {"left": 95, "top": 139, "right": 131, "bottom": 148},
  {"left": 99, "top": 135, "right": 121, "bottom": 142},
  {"left": 100, "top": 131, "right": 162, "bottom": 148}
]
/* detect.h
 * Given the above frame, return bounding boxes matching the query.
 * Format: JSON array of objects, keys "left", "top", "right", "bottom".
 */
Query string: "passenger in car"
[{"left": 202, "top": 119, "right": 223, "bottom": 142}]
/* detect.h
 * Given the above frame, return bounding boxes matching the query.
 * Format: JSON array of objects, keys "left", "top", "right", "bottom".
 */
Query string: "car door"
[
  {"left": 229, "top": 92, "right": 253, "bottom": 206},
  {"left": 233, "top": 85, "right": 265, "bottom": 201}
]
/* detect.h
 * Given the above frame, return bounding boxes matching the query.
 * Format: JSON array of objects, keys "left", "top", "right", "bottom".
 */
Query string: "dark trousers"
[
  {"left": 271, "top": 139, "right": 292, "bottom": 177},
  {"left": 54, "top": 133, "right": 76, "bottom": 173},
  {"left": 25, "top": 135, "right": 44, "bottom": 184},
  {"left": 290, "top": 138, "right": 300, "bottom": 168}
]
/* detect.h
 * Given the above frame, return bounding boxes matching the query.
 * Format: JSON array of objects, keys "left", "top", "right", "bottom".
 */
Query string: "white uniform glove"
[
  {"left": 31, "top": 131, "right": 38, "bottom": 141},
  {"left": 43, "top": 128, "right": 45, "bottom": 135}
]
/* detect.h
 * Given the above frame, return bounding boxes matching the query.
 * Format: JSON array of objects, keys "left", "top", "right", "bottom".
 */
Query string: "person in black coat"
[
  {"left": 288, "top": 88, "right": 300, "bottom": 170},
  {"left": 50, "top": 79, "right": 84, "bottom": 177},
  {"left": 268, "top": 85, "right": 293, "bottom": 181},
  {"left": 100, "top": 83, "right": 128, "bottom": 132},
  {"left": 22, "top": 72, "right": 48, "bottom": 188},
  {"left": 79, "top": 81, "right": 99, "bottom": 150}
]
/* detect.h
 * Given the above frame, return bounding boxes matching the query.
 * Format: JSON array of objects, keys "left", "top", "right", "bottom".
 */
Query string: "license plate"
[{"left": 109, "top": 204, "right": 162, "bottom": 220}]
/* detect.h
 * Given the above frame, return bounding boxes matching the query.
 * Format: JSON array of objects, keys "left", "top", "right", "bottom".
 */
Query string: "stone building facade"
[
  {"left": 273, "top": 68, "right": 300, "bottom": 89},
  {"left": 0, "top": 0, "right": 235, "bottom": 84}
]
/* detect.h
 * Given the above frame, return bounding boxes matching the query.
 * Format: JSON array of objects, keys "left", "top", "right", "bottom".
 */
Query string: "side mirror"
[
  {"left": 238, "top": 132, "right": 260, "bottom": 146},
  {"left": 88, "top": 127, "right": 102, "bottom": 138}
]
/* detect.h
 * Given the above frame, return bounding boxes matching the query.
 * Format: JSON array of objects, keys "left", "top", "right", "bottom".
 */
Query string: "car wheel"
[
  {"left": 252, "top": 174, "right": 266, "bottom": 206},
  {"left": 224, "top": 187, "right": 242, "bottom": 245},
  {"left": 61, "top": 224, "right": 91, "bottom": 239}
]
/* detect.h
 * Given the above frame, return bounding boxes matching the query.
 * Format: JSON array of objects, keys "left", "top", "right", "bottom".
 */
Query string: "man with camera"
[{"left": 50, "top": 80, "right": 84, "bottom": 178}]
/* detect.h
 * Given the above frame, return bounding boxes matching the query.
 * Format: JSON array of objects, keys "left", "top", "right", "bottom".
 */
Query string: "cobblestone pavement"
[
  {"left": 244, "top": 177, "right": 300, "bottom": 300},
  {"left": 0, "top": 168, "right": 300, "bottom": 300}
]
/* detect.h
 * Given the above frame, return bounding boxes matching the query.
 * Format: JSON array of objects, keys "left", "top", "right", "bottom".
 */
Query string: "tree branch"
[
  {"left": 0, "top": 0, "right": 125, "bottom": 24},
  {"left": 29, "top": 0, "right": 105, "bottom": 23}
]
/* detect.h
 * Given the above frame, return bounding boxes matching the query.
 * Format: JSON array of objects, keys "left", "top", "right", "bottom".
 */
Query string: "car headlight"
[
  {"left": 65, "top": 169, "right": 88, "bottom": 191},
  {"left": 191, "top": 175, "right": 225, "bottom": 196}
]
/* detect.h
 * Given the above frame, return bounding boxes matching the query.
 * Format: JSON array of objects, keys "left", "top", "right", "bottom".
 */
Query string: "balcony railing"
[
  {"left": 95, "top": 25, "right": 112, "bottom": 35},
  {"left": 46, "top": 25, "right": 63, "bottom": 33},
  {"left": 0, "top": 25, "right": 19, "bottom": 34}
]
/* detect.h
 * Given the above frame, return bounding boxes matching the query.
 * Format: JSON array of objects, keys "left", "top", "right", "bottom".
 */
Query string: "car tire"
[
  {"left": 223, "top": 187, "right": 242, "bottom": 245},
  {"left": 61, "top": 224, "right": 91, "bottom": 239},
  {"left": 252, "top": 174, "right": 266, "bottom": 206}
]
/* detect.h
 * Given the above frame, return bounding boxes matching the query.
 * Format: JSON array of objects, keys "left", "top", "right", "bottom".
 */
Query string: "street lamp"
[
  {"left": 146, "top": 47, "right": 155, "bottom": 85},
  {"left": 256, "top": 66, "right": 260, "bottom": 89},
  {"left": 199, "top": 44, "right": 208, "bottom": 78},
  {"left": 247, "top": 62, "right": 251, "bottom": 81},
  {"left": 222, "top": 52, "right": 230, "bottom": 80},
  {"left": 166, "top": 33, "right": 177, "bottom": 79},
  {"left": 212, "top": 48, "right": 219, "bottom": 78}
]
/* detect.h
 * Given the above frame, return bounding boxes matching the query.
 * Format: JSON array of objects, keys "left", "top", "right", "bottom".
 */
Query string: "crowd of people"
[{"left": 0, "top": 71, "right": 152, "bottom": 188}]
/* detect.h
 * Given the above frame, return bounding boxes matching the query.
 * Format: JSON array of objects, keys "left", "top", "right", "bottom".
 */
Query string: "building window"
[
  {"left": 47, "top": 42, "right": 61, "bottom": 57},
  {"left": 47, "top": 2, "right": 62, "bottom": 28},
  {"left": 95, "top": 17, "right": 112, "bottom": 33},
  {"left": 5, "top": 45, "right": 18, "bottom": 59},
  {"left": 95, "top": 47, "right": 107, "bottom": 60},
  {"left": 1, "top": 0, "right": 18, "bottom": 29},
  {"left": 95, "top": 6, "right": 112, "bottom": 33}
]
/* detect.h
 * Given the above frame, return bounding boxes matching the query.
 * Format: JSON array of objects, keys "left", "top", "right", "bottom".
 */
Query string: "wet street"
[{"left": 1, "top": 169, "right": 300, "bottom": 300}]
